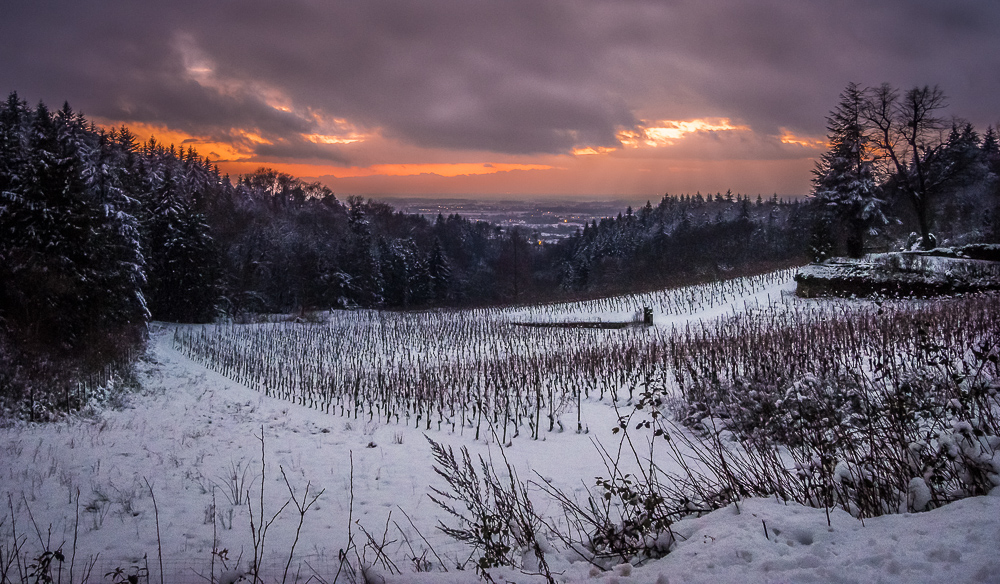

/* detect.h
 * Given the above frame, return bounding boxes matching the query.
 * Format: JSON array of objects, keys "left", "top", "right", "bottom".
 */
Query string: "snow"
[
  {"left": 569, "top": 495, "right": 1000, "bottom": 584},
  {"left": 501, "top": 270, "right": 797, "bottom": 326},
  {"left": 1, "top": 330, "right": 636, "bottom": 581},
  {"left": 2, "top": 277, "right": 999, "bottom": 583},
  {"left": 795, "top": 253, "right": 1000, "bottom": 298},
  {"left": 373, "top": 495, "right": 1000, "bottom": 584}
]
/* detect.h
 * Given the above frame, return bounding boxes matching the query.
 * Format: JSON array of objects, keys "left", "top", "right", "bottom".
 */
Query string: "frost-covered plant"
[
  {"left": 212, "top": 459, "right": 256, "bottom": 507},
  {"left": 537, "top": 410, "right": 681, "bottom": 568},
  {"left": 668, "top": 312, "right": 999, "bottom": 519},
  {"left": 426, "top": 436, "right": 554, "bottom": 584}
]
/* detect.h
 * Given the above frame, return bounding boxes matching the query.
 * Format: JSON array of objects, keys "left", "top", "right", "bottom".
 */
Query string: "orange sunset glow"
[
  {"left": 6, "top": 1, "right": 996, "bottom": 201},
  {"left": 617, "top": 119, "right": 751, "bottom": 148},
  {"left": 83, "top": 27, "right": 835, "bottom": 197},
  {"left": 104, "top": 115, "right": 825, "bottom": 197}
]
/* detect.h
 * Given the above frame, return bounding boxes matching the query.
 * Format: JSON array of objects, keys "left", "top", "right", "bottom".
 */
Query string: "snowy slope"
[
  {"left": 380, "top": 495, "right": 1000, "bottom": 584},
  {"left": 0, "top": 330, "right": 641, "bottom": 582},
  {"left": 2, "top": 277, "right": 999, "bottom": 583}
]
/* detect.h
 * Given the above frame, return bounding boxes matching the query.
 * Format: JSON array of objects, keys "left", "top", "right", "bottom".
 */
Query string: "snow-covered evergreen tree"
[
  {"left": 145, "top": 170, "right": 218, "bottom": 322},
  {"left": 89, "top": 121, "right": 148, "bottom": 333},
  {"left": 2, "top": 102, "right": 97, "bottom": 348},
  {"left": 427, "top": 238, "right": 452, "bottom": 303},
  {"left": 0, "top": 98, "right": 148, "bottom": 416},
  {"left": 982, "top": 126, "right": 1000, "bottom": 174},
  {"left": 812, "top": 82, "right": 885, "bottom": 257},
  {"left": 341, "top": 197, "right": 384, "bottom": 306}
]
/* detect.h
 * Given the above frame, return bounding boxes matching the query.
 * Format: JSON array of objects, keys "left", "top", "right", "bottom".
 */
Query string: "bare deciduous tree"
[{"left": 865, "top": 84, "right": 950, "bottom": 249}]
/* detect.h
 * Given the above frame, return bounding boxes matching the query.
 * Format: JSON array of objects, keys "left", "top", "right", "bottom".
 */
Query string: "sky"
[{"left": 2, "top": 0, "right": 999, "bottom": 199}]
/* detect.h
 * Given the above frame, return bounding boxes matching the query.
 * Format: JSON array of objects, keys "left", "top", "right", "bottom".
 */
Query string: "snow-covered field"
[{"left": 2, "top": 272, "right": 999, "bottom": 583}]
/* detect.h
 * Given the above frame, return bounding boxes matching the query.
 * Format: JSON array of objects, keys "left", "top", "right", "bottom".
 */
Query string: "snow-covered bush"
[{"left": 667, "top": 295, "right": 999, "bottom": 519}]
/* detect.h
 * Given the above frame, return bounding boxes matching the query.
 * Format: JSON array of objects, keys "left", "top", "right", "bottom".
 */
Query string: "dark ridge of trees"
[
  {"left": 1, "top": 97, "right": 148, "bottom": 418},
  {"left": 551, "top": 193, "right": 812, "bottom": 297},
  {"left": 1, "top": 89, "right": 997, "bottom": 417}
]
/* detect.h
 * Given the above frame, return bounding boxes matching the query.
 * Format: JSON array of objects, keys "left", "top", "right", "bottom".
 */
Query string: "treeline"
[
  {"left": 0, "top": 94, "right": 514, "bottom": 415},
  {"left": 553, "top": 193, "right": 810, "bottom": 295}
]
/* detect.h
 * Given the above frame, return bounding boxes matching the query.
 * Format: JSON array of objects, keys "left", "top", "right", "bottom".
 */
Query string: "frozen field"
[{"left": 2, "top": 271, "right": 998, "bottom": 583}]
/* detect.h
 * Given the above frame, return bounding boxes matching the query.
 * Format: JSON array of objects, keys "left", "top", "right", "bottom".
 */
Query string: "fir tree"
[
  {"left": 812, "top": 82, "right": 885, "bottom": 257},
  {"left": 341, "top": 197, "right": 383, "bottom": 306},
  {"left": 1, "top": 99, "right": 147, "bottom": 415},
  {"left": 145, "top": 171, "right": 218, "bottom": 322},
  {"left": 427, "top": 238, "right": 452, "bottom": 303},
  {"left": 982, "top": 126, "right": 1000, "bottom": 175}
]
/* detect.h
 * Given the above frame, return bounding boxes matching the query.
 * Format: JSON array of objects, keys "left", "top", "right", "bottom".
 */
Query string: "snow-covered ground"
[
  {"left": 0, "top": 331, "right": 641, "bottom": 582},
  {"left": 405, "top": 494, "right": 1000, "bottom": 584},
  {"left": 2, "top": 274, "right": 999, "bottom": 583},
  {"left": 500, "top": 269, "right": 797, "bottom": 325}
]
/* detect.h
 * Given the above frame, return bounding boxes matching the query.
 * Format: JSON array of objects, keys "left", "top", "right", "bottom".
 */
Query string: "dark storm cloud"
[
  {"left": 646, "top": 0, "right": 1000, "bottom": 133},
  {"left": 249, "top": 139, "right": 350, "bottom": 165},
  {"left": 2, "top": 0, "right": 998, "bottom": 156},
  {"left": 1, "top": 3, "right": 313, "bottom": 137}
]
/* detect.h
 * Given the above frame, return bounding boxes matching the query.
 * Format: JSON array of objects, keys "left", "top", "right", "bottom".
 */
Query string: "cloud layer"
[{"left": 3, "top": 0, "right": 998, "bottom": 195}]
